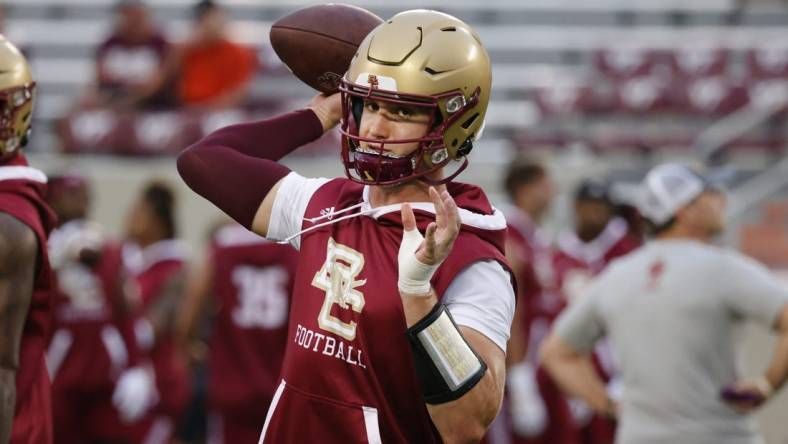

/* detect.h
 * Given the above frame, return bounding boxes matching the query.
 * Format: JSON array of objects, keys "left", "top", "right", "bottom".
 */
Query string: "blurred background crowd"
[{"left": 5, "top": 0, "right": 788, "bottom": 442}]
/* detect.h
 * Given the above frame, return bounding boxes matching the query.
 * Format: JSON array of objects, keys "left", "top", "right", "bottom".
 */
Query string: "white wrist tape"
[{"left": 398, "top": 227, "right": 440, "bottom": 296}]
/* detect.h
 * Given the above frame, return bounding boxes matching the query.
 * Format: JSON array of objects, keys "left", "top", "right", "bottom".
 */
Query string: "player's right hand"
[
  {"left": 307, "top": 92, "right": 342, "bottom": 133},
  {"left": 721, "top": 377, "right": 773, "bottom": 413}
]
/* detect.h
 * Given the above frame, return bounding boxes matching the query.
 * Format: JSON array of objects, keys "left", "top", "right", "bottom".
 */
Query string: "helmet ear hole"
[{"left": 461, "top": 113, "right": 479, "bottom": 129}]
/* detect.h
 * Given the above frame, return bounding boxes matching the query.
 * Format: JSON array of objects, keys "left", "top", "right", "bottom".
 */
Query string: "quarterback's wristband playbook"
[{"left": 407, "top": 304, "right": 487, "bottom": 404}]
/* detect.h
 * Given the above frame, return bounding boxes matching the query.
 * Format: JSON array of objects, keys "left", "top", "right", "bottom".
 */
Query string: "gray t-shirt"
[{"left": 554, "top": 239, "right": 788, "bottom": 444}]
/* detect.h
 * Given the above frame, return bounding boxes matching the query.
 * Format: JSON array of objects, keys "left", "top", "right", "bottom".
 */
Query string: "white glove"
[
  {"left": 568, "top": 397, "right": 594, "bottom": 427},
  {"left": 508, "top": 362, "right": 548, "bottom": 437},
  {"left": 397, "top": 226, "right": 440, "bottom": 296},
  {"left": 112, "top": 366, "right": 158, "bottom": 423}
]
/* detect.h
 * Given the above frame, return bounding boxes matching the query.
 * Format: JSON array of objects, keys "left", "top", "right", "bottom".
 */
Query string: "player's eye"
[
  {"left": 363, "top": 101, "right": 380, "bottom": 112},
  {"left": 395, "top": 107, "right": 413, "bottom": 119}
]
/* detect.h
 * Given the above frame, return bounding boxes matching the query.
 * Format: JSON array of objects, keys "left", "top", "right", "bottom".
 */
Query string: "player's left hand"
[
  {"left": 405, "top": 187, "right": 461, "bottom": 266},
  {"left": 307, "top": 92, "right": 342, "bottom": 133},
  {"left": 721, "top": 377, "right": 773, "bottom": 413},
  {"left": 112, "top": 366, "right": 159, "bottom": 423},
  {"left": 398, "top": 187, "right": 461, "bottom": 296}
]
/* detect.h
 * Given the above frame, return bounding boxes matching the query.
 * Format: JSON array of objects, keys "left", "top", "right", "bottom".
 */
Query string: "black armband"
[{"left": 406, "top": 304, "right": 487, "bottom": 404}]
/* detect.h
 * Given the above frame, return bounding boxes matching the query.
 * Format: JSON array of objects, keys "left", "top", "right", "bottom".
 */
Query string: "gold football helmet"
[
  {"left": 0, "top": 35, "right": 35, "bottom": 160},
  {"left": 339, "top": 10, "right": 491, "bottom": 185}
]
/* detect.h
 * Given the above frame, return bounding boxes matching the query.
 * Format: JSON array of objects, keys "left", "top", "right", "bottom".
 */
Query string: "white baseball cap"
[{"left": 638, "top": 163, "right": 714, "bottom": 225}]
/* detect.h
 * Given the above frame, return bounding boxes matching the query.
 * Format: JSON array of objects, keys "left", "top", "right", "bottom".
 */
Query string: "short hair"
[
  {"left": 194, "top": 0, "right": 218, "bottom": 20},
  {"left": 142, "top": 181, "right": 176, "bottom": 239},
  {"left": 504, "top": 161, "right": 546, "bottom": 199},
  {"left": 574, "top": 178, "right": 611, "bottom": 204}
]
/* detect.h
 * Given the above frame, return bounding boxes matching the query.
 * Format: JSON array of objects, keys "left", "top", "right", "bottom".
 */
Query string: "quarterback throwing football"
[{"left": 179, "top": 10, "right": 515, "bottom": 443}]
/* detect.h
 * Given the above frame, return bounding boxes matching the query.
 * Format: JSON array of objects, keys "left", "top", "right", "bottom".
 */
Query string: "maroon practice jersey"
[
  {"left": 0, "top": 155, "right": 57, "bottom": 444},
  {"left": 207, "top": 223, "right": 298, "bottom": 422},
  {"left": 126, "top": 240, "right": 190, "bottom": 420},
  {"left": 48, "top": 227, "right": 145, "bottom": 444},
  {"left": 260, "top": 179, "right": 511, "bottom": 443},
  {"left": 553, "top": 217, "right": 641, "bottom": 303},
  {"left": 505, "top": 209, "right": 563, "bottom": 365},
  {"left": 49, "top": 230, "right": 140, "bottom": 389},
  {"left": 504, "top": 209, "right": 579, "bottom": 444}
]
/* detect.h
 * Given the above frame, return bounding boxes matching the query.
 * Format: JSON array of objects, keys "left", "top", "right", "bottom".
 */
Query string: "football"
[{"left": 269, "top": 4, "right": 383, "bottom": 94}]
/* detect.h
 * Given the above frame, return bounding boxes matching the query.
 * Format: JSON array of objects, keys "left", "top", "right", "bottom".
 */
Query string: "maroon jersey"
[
  {"left": 505, "top": 209, "right": 563, "bottom": 364},
  {"left": 207, "top": 223, "right": 298, "bottom": 422},
  {"left": 0, "top": 155, "right": 57, "bottom": 444},
  {"left": 47, "top": 225, "right": 147, "bottom": 444},
  {"left": 553, "top": 217, "right": 641, "bottom": 303},
  {"left": 48, "top": 226, "right": 140, "bottom": 390},
  {"left": 504, "top": 208, "right": 579, "bottom": 444},
  {"left": 126, "top": 240, "right": 190, "bottom": 419},
  {"left": 261, "top": 180, "right": 511, "bottom": 443}
]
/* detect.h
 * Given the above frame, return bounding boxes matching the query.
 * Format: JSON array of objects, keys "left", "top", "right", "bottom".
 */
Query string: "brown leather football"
[{"left": 269, "top": 4, "right": 383, "bottom": 94}]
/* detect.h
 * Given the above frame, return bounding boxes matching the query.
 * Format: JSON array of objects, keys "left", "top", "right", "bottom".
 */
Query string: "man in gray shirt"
[{"left": 540, "top": 163, "right": 788, "bottom": 444}]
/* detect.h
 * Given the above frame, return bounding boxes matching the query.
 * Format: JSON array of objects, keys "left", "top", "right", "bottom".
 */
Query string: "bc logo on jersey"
[{"left": 312, "top": 238, "right": 366, "bottom": 341}]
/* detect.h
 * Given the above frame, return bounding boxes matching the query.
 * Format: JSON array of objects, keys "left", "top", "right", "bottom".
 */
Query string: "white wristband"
[{"left": 398, "top": 227, "right": 440, "bottom": 296}]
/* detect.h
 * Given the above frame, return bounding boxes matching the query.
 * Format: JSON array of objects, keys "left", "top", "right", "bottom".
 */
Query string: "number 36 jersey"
[
  {"left": 261, "top": 177, "right": 514, "bottom": 444},
  {"left": 208, "top": 223, "right": 298, "bottom": 419}
]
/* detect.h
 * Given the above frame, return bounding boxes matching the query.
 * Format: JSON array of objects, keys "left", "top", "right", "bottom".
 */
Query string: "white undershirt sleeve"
[
  {"left": 442, "top": 260, "right": 515, "bottom": 353},
  {"left": 266, "top": 172, "right": 330, "bottom": 250}
]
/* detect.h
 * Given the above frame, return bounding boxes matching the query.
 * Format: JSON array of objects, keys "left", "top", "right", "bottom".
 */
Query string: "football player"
[
  {"left": 177, "top": 220, "right": 298, "bottom": 444},
  {"left": 123, "top": 181, "right": 190, "bottom": 443},
  {"left": 499, "top": 161, "right": 580, "bottom": 444},
  {"left": 540, "top": 164, "right": 788, "bottom": 444},
  {"left": 553, "top": 179, "right": 641, "bottom": 303},
  {"left": 45, "top": 175, "right": 156, "bottom": 444},
  {"left": 178, "top": 10, "right": 515, "bottom": 443},
  {"left": 0, "top": 36, "right": 56, "bottom": 443},
  {"left": 552, "top": 179, "right": 641, "bottom": 444}
]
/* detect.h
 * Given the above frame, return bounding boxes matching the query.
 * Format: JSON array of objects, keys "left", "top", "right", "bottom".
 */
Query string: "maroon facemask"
[{"left": 338, "top": 78, "right": 475, "bottom": 187}]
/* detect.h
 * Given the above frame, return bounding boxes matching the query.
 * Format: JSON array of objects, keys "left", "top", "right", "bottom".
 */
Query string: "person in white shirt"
[{"left": 539, "top": 163, "right": 788, "bottom": 444}]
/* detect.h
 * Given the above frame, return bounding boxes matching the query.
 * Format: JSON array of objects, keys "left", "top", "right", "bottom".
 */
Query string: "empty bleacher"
[{"left": 6, "top": 0, "right": 788, "bottom": 157}]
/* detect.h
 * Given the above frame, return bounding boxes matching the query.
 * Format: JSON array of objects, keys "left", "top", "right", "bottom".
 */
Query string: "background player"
[
  {"left": 124, "top": 181, "right": 190, "bottom": 444},
  {"left": 176, "top": 220, "right": 298, "bottom": 444},
  {"left": 45, "top": 174, "right": 156, "bottom": 444},
  {"left": 541, "top": 163, "right": 788, "bottom": 444},
  {"left": 499, "top": 160, "right": 583, "bottom": 444},
  {"left": 0, "top": 35, "right": 56, "bottom": 444},
  {"left": 179, "top": 10, "right": 515, "bottom": 442},
  {"left": 552, "top": 179, "right": 642, "bottom": 444}
]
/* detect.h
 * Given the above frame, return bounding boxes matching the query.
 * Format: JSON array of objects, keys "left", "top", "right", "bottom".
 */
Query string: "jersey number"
[
  {"left": 312, "top": 238, "right": 366, "bottom": 341},
  {"left": 232, "top": 265, "right": 290, "bottom": 329}
]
